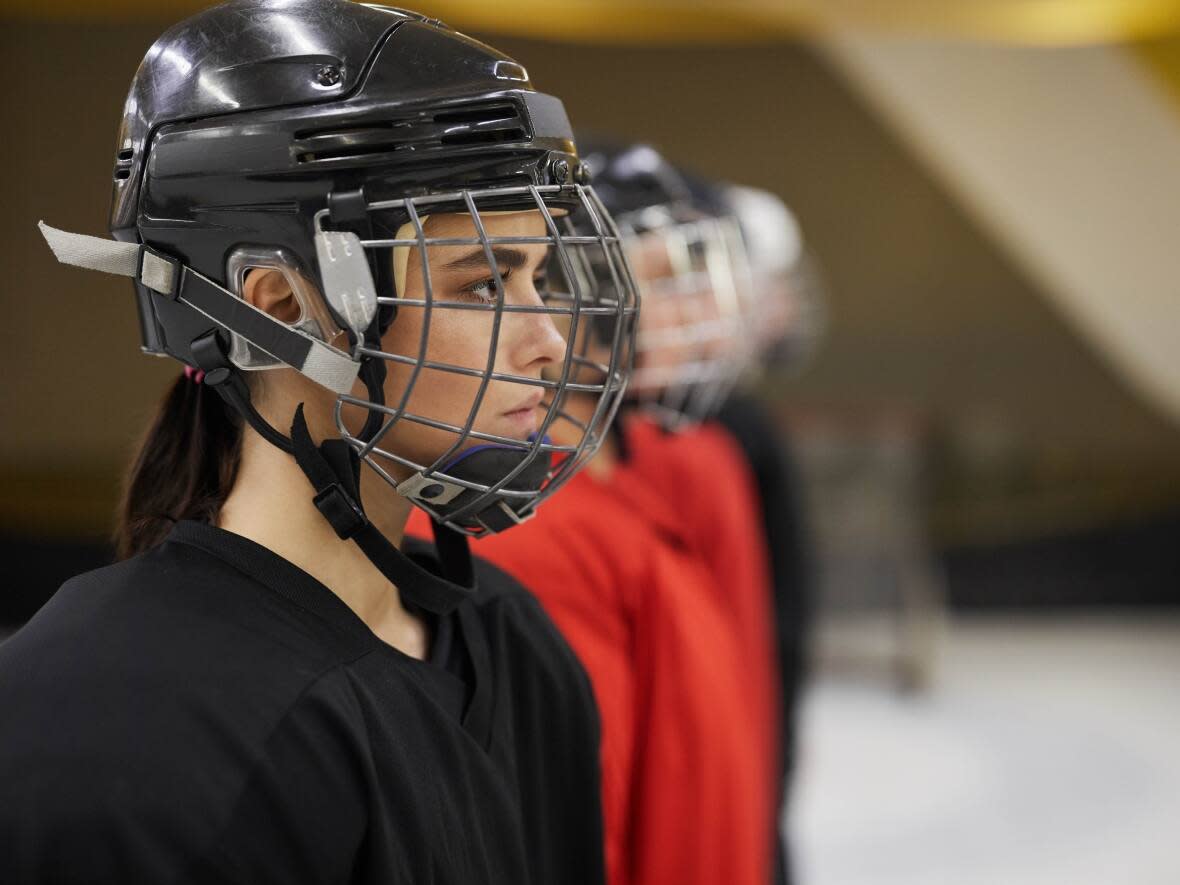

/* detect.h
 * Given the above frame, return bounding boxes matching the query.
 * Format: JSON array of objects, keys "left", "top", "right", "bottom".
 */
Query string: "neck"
[{"left": 218, "top": 426, "right": 429, "bottom": 659}]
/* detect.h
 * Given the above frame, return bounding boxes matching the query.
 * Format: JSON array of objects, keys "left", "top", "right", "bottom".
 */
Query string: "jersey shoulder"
[
  {"left": 0, "top": 540, "right": 373, "bottom": 882},
  {"left": 3, "top": 533, "right": 346, "bottom": 680}
]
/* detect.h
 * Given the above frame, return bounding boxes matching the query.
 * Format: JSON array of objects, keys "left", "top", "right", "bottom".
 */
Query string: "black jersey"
[{"left": 0, "top": 520, "right": 604, "bottom": 885}]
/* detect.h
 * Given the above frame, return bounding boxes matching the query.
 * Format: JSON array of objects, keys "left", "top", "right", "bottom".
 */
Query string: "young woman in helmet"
[
  {"left": 0, "top": 3, "right": 636, "bottom": 883},
  {"left": 407, "top": 141, "right": 778, "bottom": 885}
]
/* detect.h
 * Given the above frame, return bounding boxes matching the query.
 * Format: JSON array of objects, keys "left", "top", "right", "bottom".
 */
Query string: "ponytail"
[{"left": 115, "top": 375, "right": 244, "bottom": 559}]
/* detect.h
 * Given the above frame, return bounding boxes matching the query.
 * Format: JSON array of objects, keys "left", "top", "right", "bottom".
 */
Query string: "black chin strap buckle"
[
  {"left": 190, "top": 329, "right": 294, "bottom": 454},
  {"left": 313, "top": 483, "right": 368, "bottom": 540}
]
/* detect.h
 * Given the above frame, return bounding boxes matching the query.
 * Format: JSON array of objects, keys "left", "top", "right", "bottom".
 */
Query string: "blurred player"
[
  {"left": 717, "top": 183, "right": 826, "bottom": 885},
  {"left": 408, "top": 139, "right": 780, "bottom": 885},
  {"left": 601, "top": 148, "right": 787, "bottom": 885}
]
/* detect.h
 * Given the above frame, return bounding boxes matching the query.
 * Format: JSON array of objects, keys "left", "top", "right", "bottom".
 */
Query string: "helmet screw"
[
  {"left": 551, "top": 158, "right": 570, "bottom": 184},
  {"left": 315, "top": 64, "right": 343, "bottom": 88}
]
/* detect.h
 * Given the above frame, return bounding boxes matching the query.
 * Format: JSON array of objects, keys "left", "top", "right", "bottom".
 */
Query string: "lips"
[
  {"left": 502, "top": 389, "right": 544, "bottom": 433},
  {"left": 504, "top": 389, "right": 544, "bottom": 416}
]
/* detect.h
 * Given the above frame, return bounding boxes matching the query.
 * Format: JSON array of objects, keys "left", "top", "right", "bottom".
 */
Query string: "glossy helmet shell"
[{"left": 110, "top": 0, "right": 583, "bottom": 366}]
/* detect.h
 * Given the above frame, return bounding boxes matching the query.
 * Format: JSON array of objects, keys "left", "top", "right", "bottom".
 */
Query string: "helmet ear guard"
[{"left": 225, "top": 245, "right": 351, "bottom": 371}]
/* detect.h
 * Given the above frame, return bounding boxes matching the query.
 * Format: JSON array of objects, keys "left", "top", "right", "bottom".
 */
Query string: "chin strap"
[
  {"left": 191, "top": 330, "right": 295, "bottom": 454},
  {"left": 289, "top": 404, "right": 475, "bottom": 615}
]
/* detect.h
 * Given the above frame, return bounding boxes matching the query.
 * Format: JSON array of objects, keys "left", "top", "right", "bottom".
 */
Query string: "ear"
[{"left": 241, "top": 267, "right": 301, "bottom": 324}]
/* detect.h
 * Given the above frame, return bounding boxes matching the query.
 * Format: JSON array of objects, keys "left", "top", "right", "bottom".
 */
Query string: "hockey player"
[{"left": 0, "top": 3, "right": 640, "bottom": 882}]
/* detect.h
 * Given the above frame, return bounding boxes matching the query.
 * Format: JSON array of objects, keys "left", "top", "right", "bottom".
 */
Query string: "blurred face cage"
[
  {"left": 309, "top": 182, "right": 638, "bottom": 536},
  {"left": 723, "top": 184, "right": 826, "bottom": 375},
  {"left": 622, "top": 206, "right": 753, "bottom": 429}
]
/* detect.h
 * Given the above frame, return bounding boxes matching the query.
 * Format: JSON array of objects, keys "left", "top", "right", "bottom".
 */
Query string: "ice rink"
[{"left": 792, "top": 615, "right": 1180, "bottom": 885}]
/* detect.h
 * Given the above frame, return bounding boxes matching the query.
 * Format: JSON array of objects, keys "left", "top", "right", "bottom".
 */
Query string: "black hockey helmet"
[{"left": 40, "top": 1, "right": 639, "bottom": 611}]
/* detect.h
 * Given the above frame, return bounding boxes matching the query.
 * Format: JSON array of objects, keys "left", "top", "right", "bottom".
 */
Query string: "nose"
[
  {"left": 511, "top": 309, "right": 567, "bottom": 372},
  {"left": 503, "top": 280, "right": 567, "bottom": 373}
]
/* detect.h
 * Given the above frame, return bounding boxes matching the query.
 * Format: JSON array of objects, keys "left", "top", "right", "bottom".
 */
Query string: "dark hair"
[{"left": 115, "top": 375, "right": 244, "bottom": 559}]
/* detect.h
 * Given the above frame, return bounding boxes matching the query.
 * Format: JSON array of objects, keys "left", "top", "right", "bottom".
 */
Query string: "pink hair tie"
[{"left": 183, "top": 365, "right": 206, "bottom": 385}]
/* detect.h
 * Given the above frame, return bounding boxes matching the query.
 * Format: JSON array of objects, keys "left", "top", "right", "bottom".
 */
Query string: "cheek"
[
  {"left": 374, "top": 309, "right": 504, "bottom": 423},
  {"left": 383, "top": 308, "right": 500, "bottom": 370}
]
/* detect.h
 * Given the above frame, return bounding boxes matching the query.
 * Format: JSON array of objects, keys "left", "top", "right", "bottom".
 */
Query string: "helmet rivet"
[
  {"left": 420, "top": 483, "right": 447, "bottom": 501},
  {"left": 315, "top": 64, "right": 343, "bottom": 88},
  {"left": 551, "top": 158, "right": 570, "bottom": 184}
]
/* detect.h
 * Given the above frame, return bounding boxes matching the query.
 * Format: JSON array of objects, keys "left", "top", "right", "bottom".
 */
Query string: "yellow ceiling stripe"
[
  {"left": 5, "top": 0, "right": 1180, "bottom": 46},
  {"left": 801, "top": 0, "right": 1180, "bottom": 46}
]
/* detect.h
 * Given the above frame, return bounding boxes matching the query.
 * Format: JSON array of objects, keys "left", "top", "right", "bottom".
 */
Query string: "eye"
[{"left": 459, "top": 268, "right": 511, "bottom": 303}]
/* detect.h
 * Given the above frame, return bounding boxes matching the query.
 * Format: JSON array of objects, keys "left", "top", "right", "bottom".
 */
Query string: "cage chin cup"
[{"left": 398, "top": 439, "right": 553, "bottom": 533}]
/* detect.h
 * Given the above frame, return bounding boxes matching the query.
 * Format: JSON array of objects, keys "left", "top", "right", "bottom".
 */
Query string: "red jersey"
[
  {"left": 624, "top": 416, "right": 781, "bottom": 823},
  {"left": 406, "top": 457, "right": 772, "bottom": 885}
]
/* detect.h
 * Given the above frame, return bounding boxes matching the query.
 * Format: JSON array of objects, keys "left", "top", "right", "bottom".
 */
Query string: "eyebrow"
[{"left": 442, "top": 246, "right": 536, "bottom": 273}]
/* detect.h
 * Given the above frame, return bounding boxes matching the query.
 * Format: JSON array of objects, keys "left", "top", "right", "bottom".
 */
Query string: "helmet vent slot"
[
  {"left": 114, "top": 147, "right": 134, "bottom": 181},
  {"left": 293, "top": 102, "right": 526, "bottom": 165},
  {"left": 432, "top": 105, "right": 518, "bottom": 125}
]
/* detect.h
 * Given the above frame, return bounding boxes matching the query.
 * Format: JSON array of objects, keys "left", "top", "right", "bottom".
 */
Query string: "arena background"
[{"left": 1, "top": 2, "right": 1178, "bottom": 883}]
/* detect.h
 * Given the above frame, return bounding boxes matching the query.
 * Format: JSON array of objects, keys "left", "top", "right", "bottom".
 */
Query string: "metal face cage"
[
  {"left": 315, "top": 183, "right": 638, "bottom": 536},
  {"left": 623, "top": 212, "right": 753, "bottom": 429}
]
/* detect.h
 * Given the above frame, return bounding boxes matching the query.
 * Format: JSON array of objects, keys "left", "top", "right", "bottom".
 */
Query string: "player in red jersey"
[
  {"left": 412, "top": 431, "right": 773, "bottom": 885},
  {"left": 407, "top": 140, "right": 779, "bottom": 885},
  {"left": 624, "top": 415, "right": 779, "bottom": 811},
  {"left": 604, "top": 149, "right": 782, "bottom": 883}
]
